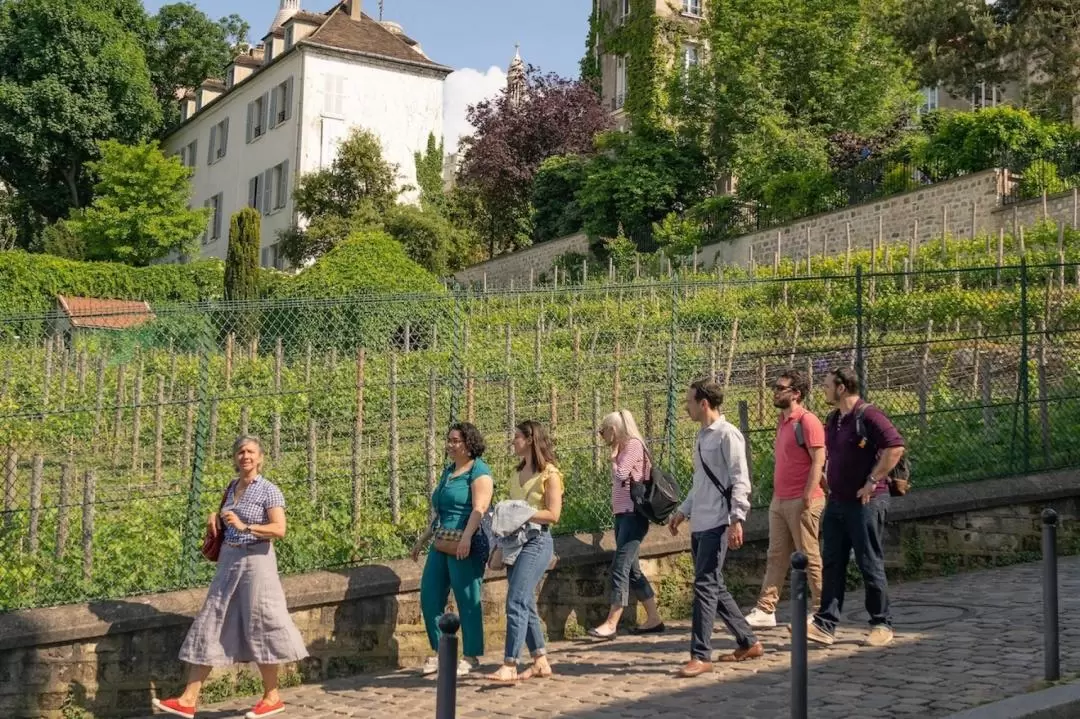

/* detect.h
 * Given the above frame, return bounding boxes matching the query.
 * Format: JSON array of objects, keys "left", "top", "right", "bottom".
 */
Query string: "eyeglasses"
[{"left": 772, "top": 384, "right": 793, "bottom": 392}]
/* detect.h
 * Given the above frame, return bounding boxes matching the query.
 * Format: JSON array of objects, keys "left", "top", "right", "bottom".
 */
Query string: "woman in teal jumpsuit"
[{"left": 410, "top": 422, "right": 494, "bottom": 677}]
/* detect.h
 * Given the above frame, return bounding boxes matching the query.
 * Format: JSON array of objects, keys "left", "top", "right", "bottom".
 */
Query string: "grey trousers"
[{"left": 689, "top": 524, "right": 758, "bottom": 660}]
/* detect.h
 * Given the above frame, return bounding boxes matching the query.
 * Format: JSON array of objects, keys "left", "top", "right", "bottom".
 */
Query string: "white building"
[{"left": 162, "top": 0, "right": 451, "bottom": 269}]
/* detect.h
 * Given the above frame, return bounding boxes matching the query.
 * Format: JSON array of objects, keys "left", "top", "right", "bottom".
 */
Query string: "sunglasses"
[{"left": 772, "top": 384, "right": 793, "bottom": 392}]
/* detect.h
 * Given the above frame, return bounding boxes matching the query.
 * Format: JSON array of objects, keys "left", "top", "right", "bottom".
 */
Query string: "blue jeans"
[
  {"left": 609, "top": 512, "right": 655, "bottom": 606},
  {"left": 814, "top": 496, "right": 891, "bottom": 635},
  {"left": 504, "top": 530, "right": 553, "bottom": 663}
]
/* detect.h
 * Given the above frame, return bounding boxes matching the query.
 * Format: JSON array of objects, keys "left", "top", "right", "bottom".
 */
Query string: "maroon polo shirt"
[{"left": 825, "top": 400, "right": 905, "bottom": 501}]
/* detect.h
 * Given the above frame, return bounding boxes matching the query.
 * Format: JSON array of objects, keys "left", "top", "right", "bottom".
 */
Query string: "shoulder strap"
[
  {"left": 219, "top": 480, "right": 237, "bottom": 510},
  {"left": 854, "top": 403, "right": 870, "bottom": 442},
  {"left": 793, "top": 419, "right": 806, "bottom": 448},
  {"left": 697, "top": 440, "right": 733, "bottom": 507}
]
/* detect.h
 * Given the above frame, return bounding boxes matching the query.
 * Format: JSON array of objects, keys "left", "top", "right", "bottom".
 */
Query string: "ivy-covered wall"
[{"left": 595, "top": 0, "right": 696, "bottom": 129}]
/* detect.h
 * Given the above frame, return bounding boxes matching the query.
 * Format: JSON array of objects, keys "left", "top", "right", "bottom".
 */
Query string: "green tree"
[
  {"left": 531, "top": 155, "right": 589, "bottom": 242},
  {"left": 0, "top": 0, "right": 161, "bottom": 228},
  {"left": 693, "top": 0, "right": 917, "bottom": 190},
  {"left": 67, "top": 139, "right": 207, "bottom": 265},
  {"left": 413, "top": 132, "right": 445, "bottom": 211},
  {"left": 383, "top": 204, "right": 474, "bottom": 276},
  {"left": 878, "top": 0, "right": 1008, "bottom": 98},
  {"left": 576, "top": 129, "right": 709, "bottom": 243},
  {"left": 147, "top": 4, "right": 250, "bottom": 128},
  {"left": 293, "top": 127, "right": 399, "bottom": 221},
  {"left": 224, "top": 207, "right": 260, "bottom": 301}
]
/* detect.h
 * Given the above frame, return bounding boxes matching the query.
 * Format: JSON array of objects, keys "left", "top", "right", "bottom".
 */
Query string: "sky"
[{"left": 141, "top": 0, "right": 593, "bottom": 151}]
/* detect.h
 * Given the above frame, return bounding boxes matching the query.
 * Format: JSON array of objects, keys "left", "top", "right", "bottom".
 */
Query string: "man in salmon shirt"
[{"left": 744, "top": 368, "right": 825, "bottom": 629}]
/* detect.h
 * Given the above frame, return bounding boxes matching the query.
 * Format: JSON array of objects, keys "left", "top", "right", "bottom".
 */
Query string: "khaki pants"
[{"left": 756, "top": 496, "right": 824, "bottom": 614}]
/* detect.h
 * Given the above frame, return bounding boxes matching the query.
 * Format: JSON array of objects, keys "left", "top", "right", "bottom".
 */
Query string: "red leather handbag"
[{"left": 200, "top": 482, "right": 236, "bottom": 562}]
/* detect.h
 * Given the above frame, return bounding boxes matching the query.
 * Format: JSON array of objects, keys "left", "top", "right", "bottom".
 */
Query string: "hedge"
[{"left": 0, "top": 229, "right": 441, "bottom": 317}]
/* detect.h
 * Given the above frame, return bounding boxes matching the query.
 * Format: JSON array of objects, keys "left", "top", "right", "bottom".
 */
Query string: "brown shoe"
[
  {"left": 718, "top": 641, "right": 764, "bottom": 662},
  {"left": 677, "top": 658, "right": 714, "bottom": 677}
]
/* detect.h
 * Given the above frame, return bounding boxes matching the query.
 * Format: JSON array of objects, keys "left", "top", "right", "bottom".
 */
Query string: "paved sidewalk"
[{"left": 139, "top": 558, "right": 1080, "bottom": 719}]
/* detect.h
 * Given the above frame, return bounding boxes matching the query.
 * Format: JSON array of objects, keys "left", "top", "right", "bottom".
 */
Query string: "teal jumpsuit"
[{"left": 420, "top": 459, "right": 490, "bottom": 657}]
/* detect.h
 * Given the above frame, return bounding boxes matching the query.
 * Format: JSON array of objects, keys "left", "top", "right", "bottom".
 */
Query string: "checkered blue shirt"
[{"left": 222, "top": 476, "right": 286, "bottom": 546}]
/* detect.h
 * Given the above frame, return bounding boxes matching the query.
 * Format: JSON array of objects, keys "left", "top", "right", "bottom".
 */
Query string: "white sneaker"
[
  {"left": 420, "top": 656, "right": 439, "bottom": 675},
  {"left": 744, "top": 608, "right": 777, "bottom": 629},
  {"left": 457, "top": 657, "right": 480, "bottom": 676}
]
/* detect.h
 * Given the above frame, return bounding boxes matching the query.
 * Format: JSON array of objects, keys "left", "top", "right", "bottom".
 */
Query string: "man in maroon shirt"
[{"left": 808, "top": 367, "right": 905, "bottom": 648}]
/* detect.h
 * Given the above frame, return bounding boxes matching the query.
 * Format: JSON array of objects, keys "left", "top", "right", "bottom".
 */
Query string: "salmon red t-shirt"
[{"left": 773, "top": 406, "right": 826, "bottom": 500}]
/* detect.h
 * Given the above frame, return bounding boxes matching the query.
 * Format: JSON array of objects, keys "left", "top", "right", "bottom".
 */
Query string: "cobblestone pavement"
[{"left": 139, "top": 558, "right": 1080, "bottom": 719}]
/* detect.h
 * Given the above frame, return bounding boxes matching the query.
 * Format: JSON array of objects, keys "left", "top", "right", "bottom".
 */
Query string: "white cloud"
[{"left": 443, "top": 66, "right": 506, "bottom": 155}]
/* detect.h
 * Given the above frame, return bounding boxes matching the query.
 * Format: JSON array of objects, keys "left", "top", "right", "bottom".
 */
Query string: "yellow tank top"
[{"left": 509, "top": 464, "right": 561, "bottom": 509}]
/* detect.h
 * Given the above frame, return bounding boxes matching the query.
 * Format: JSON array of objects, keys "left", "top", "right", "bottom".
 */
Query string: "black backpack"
[
  {"left": 630, "top": 441, "right": 681, "bottom": 525},
  {"left": 826, "top": 403, "right": 911, "bottom": 496}
]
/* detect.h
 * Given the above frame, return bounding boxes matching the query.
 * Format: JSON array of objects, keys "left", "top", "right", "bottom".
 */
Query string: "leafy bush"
[
  {"left": 280, "top": 230, "right": 442, "bottom": 299},
  {"left": 382, "top": 204, "right": 474, "bottom": 276},
  {"left": 0, "top": 250, "right": 227, "bottom": 317}
]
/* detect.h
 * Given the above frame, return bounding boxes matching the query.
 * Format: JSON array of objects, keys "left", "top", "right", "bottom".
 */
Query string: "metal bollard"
[
  {"left": 1042, "top": 509, "right": 1060, "bottom": 682},
  {"left": 435, "top": 612, "right": 461, "bottom": 719},
  {"left": 790, "top": 551, "right": 809, "bottom": 719}
]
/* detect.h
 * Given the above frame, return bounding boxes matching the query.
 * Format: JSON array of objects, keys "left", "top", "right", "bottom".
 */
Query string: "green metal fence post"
[
  {"left": 665, "top": 277, "right": 679, "bottom": 477},
  {"left": 180, "top": 310, "right": 215, "bottom": 586},
  {"left": 449, "top": 284, "right": 464, "bottom": 425},
  {"left": 855, "top": 266, "right": 867, "bottom": 399},
  {"left": 1020, "top": 258, "right": 1030, "bottom": 475}
]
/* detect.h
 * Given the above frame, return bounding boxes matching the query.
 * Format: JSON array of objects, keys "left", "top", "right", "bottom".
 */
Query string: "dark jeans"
[
  {"left": 609, "top": 512, "right": 655, "bottom": 606},
  {"left": 503, "top": 531, "right": 553, "bottom": 663},
  {"left": 690, "top": 525, "right": 758, "bottom": 660},
  {"left": 814, "top": 496, "right": 891, "bottom": 635}
]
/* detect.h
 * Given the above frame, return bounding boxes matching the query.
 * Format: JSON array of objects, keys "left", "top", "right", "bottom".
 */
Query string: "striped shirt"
[
  {"left": 611, "top": 438, "right": 649, "bottom": 515},
  {"left": 222, "top": 475, "right": 286, "bottom": 546}
]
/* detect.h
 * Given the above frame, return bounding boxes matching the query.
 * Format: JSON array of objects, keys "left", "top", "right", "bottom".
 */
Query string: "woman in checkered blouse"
[{"left": 152, "top": 436, "right": 308, "bottom": 719}]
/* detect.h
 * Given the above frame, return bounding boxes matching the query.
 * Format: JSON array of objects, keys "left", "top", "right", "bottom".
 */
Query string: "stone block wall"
[
  {"left": 702, "top": 170, "right": 1007, "bottom": 268},
  {"left": 1, "top": 470, "right": 1076, "bottom": 718},
  {"left": 452, "top": 233, "right": 589, "bottom": 288},
  {"left": 453, "top": 175, "right": 1080, "bottom": 286}
]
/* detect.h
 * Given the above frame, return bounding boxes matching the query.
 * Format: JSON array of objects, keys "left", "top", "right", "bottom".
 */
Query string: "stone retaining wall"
[
  {"left": 454, "top": 175, "right": 1080, "bottom": 287},
  {"left": 1, "top": 471, "right": 1077, "bottom": 718}
]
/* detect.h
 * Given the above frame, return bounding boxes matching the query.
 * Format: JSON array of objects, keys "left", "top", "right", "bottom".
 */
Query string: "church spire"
[
  {"left": 271, "top": 0, "right": 301, "bottom": 32},
  {"left": 507, "top": 44, "right": 526, "bottom": 109}
]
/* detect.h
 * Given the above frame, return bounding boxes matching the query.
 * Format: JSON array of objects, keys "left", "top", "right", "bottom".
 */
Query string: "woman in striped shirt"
[{"left": 587, "top": 410, "right": 665, "bottom": 639}]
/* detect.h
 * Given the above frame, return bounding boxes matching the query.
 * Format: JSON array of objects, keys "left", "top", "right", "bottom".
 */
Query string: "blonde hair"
[{"left": 600, "top": 409, "right": 645, "bottom": 448}]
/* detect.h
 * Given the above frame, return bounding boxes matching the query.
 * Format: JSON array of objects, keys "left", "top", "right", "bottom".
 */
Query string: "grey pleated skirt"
[{"left": 179, "top": 542, "right": 309, "bottom": 667}]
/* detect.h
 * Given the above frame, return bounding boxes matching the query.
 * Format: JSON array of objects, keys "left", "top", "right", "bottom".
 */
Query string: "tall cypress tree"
[
  {"left": 224, "top": 207, "right": 261, "bottom": 343},
  {"left": 224, "top": 207, "right": 260, "bottom": 302}
]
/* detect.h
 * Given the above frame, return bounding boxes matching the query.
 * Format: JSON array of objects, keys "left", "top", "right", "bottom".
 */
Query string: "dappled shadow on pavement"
[{"left": 131, "top": 558, "right": 1080, "bottom": 719}]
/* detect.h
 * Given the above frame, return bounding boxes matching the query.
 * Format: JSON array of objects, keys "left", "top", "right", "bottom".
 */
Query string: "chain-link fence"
[{"left": 2, "top": 261, "right": 1079, "bottom": 611}]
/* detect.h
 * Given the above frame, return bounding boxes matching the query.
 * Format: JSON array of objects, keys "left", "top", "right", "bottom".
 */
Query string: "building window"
[
  {"left": 683, "top": 0, "right": 702, "bottom": 15},
  {"left": 619, "top": 0, "right": 631, "bottom": 24},
  {"left": 271, "top": 77, "right": 294, "bottom": 128},
  {"left": 918, "top": 85, "right": 939, "bottom": 114},
  {"left": 261, "top": 243, "right": 283, "bottom": 269},
  {"left": 615, "top": 55, "right": 627, "bottom": 110},
  {"left": 248, "top": 173, "right": 262, "bottom": 212},
  {"left": 204, "top": 193, "right": 223, "bottom": 244},
  {"left": 284, "top": 25, "right": 295, "bottom": 49},
  {"left": 971, "top": 82, "right": 1001, "bottom": 110},
  {"left": 271, "top": 159, "right": 290, "bottom": 211},
  {"left": 207, "top": 119, "right": 229, "bottom": 164},
  {"left": 683, "top": 43, "right": 700, "bottom": 73},
  {"left": 324, "top": 75, "right": 346, "bottom": 116},
  {"left": 249, "top": 95, "right": 266, "bottom": 140},
  {"left": 179, "top": 139, "right": 198, "bottom": 168}
]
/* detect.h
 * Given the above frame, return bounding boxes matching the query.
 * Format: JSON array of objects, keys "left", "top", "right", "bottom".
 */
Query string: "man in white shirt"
[{"left": 669, "top": 378, "right": 764, "bottom": 677}]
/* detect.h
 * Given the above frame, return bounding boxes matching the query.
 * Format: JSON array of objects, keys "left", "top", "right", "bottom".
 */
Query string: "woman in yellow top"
[{"left": 487, "top": 420, "right": 563, "bottom": 683}]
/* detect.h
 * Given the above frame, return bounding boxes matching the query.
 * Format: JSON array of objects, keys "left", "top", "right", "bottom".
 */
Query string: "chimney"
[{"left": 349, "top": 0, "right": 362, "bottom": 21}]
